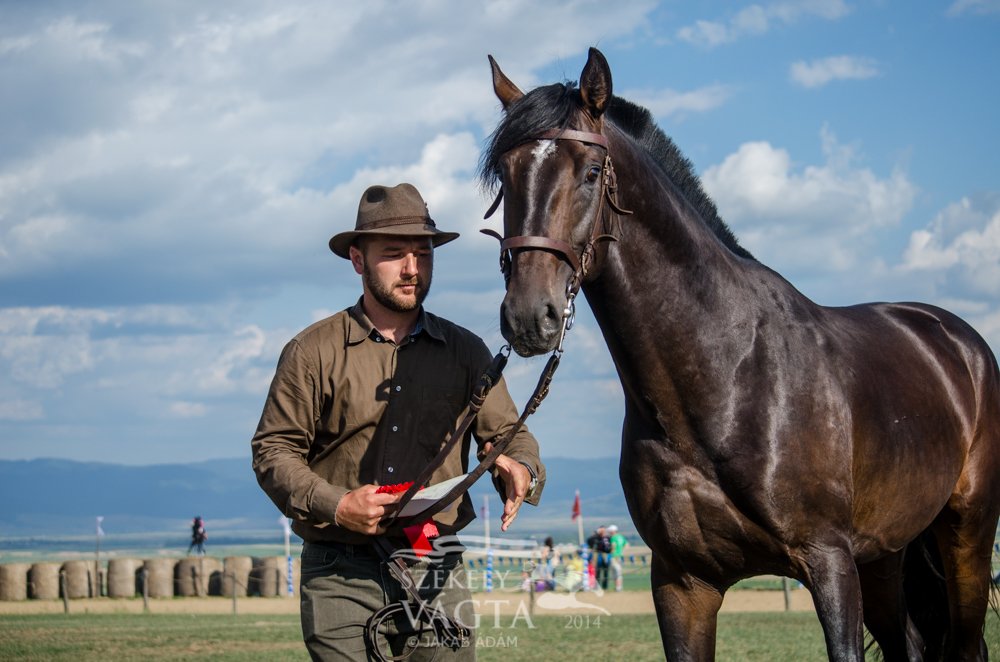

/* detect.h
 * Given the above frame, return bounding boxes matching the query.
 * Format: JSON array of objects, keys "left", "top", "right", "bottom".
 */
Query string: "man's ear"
[{"left": 349, "top": 244, "right": 365, "bottom": 275}]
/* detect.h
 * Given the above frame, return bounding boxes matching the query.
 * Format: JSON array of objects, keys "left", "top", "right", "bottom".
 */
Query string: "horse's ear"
[
  {"left": 489, "top": 54, "right": 523, "bottom": 110},
  {"left": 579, "top": 47, "right": 612, "bottom": 119}
]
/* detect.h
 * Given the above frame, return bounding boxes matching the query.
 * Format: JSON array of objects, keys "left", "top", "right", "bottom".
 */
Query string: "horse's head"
[{"left": 481, "top": 48, "right": 623, "bottom": 357}]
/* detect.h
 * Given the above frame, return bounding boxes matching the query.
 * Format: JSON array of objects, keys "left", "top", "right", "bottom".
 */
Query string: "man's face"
[{"left": 351, "top": 235, "right": 434, "bottom": 313}]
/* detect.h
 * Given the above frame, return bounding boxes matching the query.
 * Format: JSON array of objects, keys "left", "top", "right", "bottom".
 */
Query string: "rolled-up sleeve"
[{"left": 251, "top": 339, "right": 346, "bottom": 526}]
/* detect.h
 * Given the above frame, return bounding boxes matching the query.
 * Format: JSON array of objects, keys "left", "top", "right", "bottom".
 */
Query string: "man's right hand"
[{"left": 334, "top": 485, "right": 403, "bottom": 535}]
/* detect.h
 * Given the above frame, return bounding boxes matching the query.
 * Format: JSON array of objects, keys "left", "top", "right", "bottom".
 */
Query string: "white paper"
[{"left": 397, "top": 473, "right": 469, "bottom": 517}]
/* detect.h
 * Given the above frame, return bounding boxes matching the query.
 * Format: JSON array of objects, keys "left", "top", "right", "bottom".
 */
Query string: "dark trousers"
[
  {"left": 300, "top": 541, "right": 476, "bottom": 661},
  {"left": 594, "top": 552, "right": 610, "bottom": 590}
]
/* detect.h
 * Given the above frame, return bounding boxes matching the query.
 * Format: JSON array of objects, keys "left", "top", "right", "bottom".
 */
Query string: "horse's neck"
[{"left": 582, "top": 157, "right": 787, "bottom": 424}]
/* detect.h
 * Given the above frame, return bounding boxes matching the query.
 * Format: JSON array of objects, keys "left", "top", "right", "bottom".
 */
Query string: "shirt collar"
[{"left": 346, "top": 297, "right": 446, "bottom": 346}]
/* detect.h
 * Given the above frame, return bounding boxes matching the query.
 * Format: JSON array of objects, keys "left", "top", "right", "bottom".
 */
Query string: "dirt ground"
[{"left": 0, "top": 588, "right": 814, "bottom": 616}]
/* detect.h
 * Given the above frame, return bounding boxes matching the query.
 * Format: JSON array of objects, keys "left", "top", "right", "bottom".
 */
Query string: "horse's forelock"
[{"left": 478, "top": 82, "right": 579, "bottom": 191}]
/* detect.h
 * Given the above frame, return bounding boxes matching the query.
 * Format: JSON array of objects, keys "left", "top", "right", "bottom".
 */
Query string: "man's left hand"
[{"left": 492, "top": 453, "right": 531, "bottom": 532}]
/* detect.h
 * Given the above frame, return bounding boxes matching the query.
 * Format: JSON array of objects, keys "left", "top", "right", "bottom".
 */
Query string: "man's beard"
[{"left": 363, "top": 263, "right": 432, "bottom": 313}]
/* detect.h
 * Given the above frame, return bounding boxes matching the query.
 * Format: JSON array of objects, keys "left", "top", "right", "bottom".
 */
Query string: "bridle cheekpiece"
[{"left": 480, "top": 127, "right": 632, "bottom": 351}]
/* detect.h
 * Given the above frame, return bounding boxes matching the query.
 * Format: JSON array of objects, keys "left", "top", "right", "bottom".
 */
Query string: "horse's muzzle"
[{"left": 500, "top": 296, "right": 563, "bottom": 357}]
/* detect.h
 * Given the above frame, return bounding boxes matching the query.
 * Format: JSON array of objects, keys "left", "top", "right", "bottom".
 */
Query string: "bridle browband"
[{"left": 480, "top": 127, "right": 632, "bottom": 306}]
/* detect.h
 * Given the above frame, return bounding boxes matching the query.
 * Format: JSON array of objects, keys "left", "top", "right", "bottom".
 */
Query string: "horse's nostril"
[{"left": 541, "top": 302, "right": 562, "bottom": 333}]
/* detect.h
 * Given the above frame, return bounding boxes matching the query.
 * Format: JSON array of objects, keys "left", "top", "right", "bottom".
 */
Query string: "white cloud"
[
  {"left": 0, "top": 399, "right": 44, "bottom": 421},
  {"left": 193, "top": 325, "right": 268, "bottom": 394},
  {"left": 947, "top": 0, "right": 1000, "bottom": 15},
  {"left": 168, "top": 401, "right": 208, "bottom": 418},
  {"left": 702, "top": 126, "right": 916, "bottom": 272},
  {"left": 790, "top": 55, "right": 880, "bottom": 88},
  {"left": 0, "top": 1, "right": 656, "bottom": 302},
  {"left": 901, "top": 196, "right": 1000, "bottom": 296},
  {"left": 623, "top": 84, "right": 735, "bottom": 119},
  {"left": 678, "top": 0, "right": 851, "bottom": 47},
  {"left": 44, "top": 16, "right": 147, "bottom": 63}
]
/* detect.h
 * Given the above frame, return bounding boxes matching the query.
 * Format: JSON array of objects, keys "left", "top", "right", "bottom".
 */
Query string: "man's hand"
[
  {"left": 334, "top": 485, "right": 402, "bottom": 535},
  {"left": 492, "top": 453, "right": 531, "bottom": 532}
]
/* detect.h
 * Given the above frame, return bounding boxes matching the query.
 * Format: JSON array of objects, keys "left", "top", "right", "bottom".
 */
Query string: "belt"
[{"left": 305, "top": 539, "right": 380, "bottom": 559}]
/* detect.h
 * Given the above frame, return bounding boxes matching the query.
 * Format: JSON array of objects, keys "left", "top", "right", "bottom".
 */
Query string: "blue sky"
[{"left": 1, "top": 1, "right": 998, "bottom": 465}]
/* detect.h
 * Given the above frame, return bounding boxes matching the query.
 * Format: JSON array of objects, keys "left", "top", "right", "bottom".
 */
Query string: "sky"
[{"left": 1, "top": 1, "right": 999, "bottom": 466}]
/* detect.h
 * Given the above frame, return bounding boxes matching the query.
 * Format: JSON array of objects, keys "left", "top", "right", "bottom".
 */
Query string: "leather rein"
[{"left": 364, "top": 127, "right": 630, "bottom": 660}]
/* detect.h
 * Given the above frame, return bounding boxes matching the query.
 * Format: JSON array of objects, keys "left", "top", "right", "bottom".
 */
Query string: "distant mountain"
[{"left": 0, "top": 456, "right": 632, "bottom": 543}]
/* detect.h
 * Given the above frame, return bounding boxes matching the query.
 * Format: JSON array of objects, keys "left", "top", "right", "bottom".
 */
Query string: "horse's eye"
[{"left": 586, "top": 164, "right": 602, "bottom": 183}]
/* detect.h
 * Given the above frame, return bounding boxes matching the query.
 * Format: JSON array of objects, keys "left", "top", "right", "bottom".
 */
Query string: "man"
[
  {"left": 586, "top": 526, "right": 611, "bottom": 591},
  {"left": 186, "top": 516, "right": 207, "bottom": 556},
  {"left": 251, "top": 183, "right": 545, "bottom": 661},
  {"left": 607, "top": 524, "right": 628, "bottom": 592}
]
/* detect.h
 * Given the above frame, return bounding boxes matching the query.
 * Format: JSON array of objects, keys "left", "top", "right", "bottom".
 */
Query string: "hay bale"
[
  {"left": 142, "top": 558, "right": 176, "bottom": 598},
  {"left": 250, "top": 556, "right": 279, "bottom": 597},
  {"left": 202, "top": 557, "right": 222, "bottom": 596},
  {"left": 175, "top": 557, "right": 220, "bottom": 596},
  {"left": 250, "top": 556, "right": 300, "bottom": 597},
  {"left": 174, "top": 558, "right": 199, "bottom": 597},
  {"left": 61, "top": 561, "right": 92, "bottom": 599},
  {"left": 222, "top": 556, "right": 252, "bottom": 597},
  {"left": 107, "top": 558, "right": 141, "bottom": 598},
  {"left": 0, "top": 563, "right": 30, "bottom": 601},
  {"left": 28, "top": 563, "right": 60, "bottom": 600}
]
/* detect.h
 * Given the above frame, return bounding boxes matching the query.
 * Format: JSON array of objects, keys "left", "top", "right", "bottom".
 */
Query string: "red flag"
[{"left": 571, "top": 490, "right": 581, "bottom": 520}]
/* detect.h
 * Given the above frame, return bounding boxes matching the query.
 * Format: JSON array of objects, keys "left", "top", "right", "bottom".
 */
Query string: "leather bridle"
[{"left": 480, "top": 127, "right": 632, "bottom": 318}]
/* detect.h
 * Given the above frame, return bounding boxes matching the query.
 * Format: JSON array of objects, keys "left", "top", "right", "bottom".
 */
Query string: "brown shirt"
[{"left": 251, "top": 300, "right": 545, "bottom": 544}]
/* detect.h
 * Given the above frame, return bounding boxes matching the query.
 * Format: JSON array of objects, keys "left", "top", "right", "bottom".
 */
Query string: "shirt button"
[
  {"left": 395, "top": 385, "right": 402, "bottom": 392},
  {"left": 392, "top": 425, "right": 398, "bottom": 432},
  {"left": 387, "top": 466, "right": 394, "bottom": 473}
]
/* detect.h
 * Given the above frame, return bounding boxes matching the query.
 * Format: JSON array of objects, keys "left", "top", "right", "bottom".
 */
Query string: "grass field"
[{"left": 1, "top": 610, "right": 998, "bottom": 661}]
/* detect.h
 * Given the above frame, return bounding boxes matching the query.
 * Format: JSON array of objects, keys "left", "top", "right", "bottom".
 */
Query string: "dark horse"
[{"left": 479, "top": 48, "right": 1000, "bottom": 661}]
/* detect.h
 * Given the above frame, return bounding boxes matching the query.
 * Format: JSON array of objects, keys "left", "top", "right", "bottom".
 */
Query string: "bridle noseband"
[{"left": 480, "top": 127, "right": 632, "bottom": 340}]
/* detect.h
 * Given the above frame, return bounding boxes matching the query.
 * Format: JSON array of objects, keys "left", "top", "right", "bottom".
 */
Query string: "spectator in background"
[
  {"left": 608, "top": 524, "right": 628, "bottom": 591},
  {"left": 587, "top": 526, "right": 611, "bottom": 591},
  {"left": 539, "top": 536, "right": 559, "bottom": 590},
  {"left": 564, "top": 548, "right": 586, "bottom": 592},
  {"left": 187, "top": 516, "right": 207, "bottom": 556}
]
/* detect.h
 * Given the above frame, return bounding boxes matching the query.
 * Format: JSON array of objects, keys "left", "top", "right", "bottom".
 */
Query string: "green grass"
[{"left": 1, "top": 610, "right": 997, "bottom": 661}]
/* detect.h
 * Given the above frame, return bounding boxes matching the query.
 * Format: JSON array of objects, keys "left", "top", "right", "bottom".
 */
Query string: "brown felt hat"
[{"left": 328, "top": 183, "right": 460, "bottom": 259}]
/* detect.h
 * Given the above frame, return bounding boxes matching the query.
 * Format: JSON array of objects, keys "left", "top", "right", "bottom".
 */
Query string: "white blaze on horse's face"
[{"left": 525, "top": 139, "right": 556, "bottom": 225}]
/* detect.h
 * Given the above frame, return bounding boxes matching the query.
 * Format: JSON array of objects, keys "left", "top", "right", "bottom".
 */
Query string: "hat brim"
[{"left": 329, "top": 225, "right": 460, "bottom": 259}]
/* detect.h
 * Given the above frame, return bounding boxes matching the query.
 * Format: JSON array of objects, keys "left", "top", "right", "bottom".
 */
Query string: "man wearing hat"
[{"left": 252, "top": 183, "right": 545, "bottom": 661}]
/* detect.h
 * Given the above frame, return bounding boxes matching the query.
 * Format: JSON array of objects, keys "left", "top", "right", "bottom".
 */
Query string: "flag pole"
[
  {"left": 280, "top": 516, "right": 293, "bottom": 597},
  {"left": 574, "top": 490, "right": 584, "bottom": 546},
  {"left": 94, "top": 516, "right": 104, "bottom": 597},
  {"left": 483, "top": 495, "right": 492, "bottom": 593}
]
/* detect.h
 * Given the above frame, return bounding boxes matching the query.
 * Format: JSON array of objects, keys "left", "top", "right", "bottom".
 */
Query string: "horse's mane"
[{"left": 479, "top": 81, "right": 755, "bottom": 261}]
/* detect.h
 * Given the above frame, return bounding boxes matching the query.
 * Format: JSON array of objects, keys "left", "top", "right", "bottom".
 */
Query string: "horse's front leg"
[
  {"left": 650, "top": 554, "right": 724, "bottom": 661},
  {"left": 803, "top": 543, "right": 865, "bottom": 662}
]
